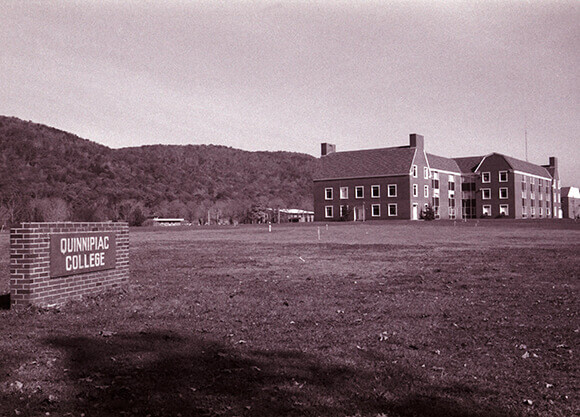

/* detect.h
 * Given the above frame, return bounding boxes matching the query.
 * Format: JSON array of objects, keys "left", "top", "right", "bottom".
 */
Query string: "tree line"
[{"left": 0, "top": 116, "right": 317, "bottom": 228}]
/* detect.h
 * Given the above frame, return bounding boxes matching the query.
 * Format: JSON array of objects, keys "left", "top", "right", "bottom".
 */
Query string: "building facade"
[
  {"left": 561, "top": 187, "right": 580, "bottom": 219},
  {"left": 313, "top": 134, "right": 562, "bottom": 221}
]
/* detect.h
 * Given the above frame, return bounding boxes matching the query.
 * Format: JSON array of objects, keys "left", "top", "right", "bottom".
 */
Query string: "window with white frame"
[
  {"left": 412, "top": 165, "right": 418, "bottom": 178},
  {"left": 371, "top": 204, "right": 380, "bottom": 217},
  {"left": 539, "top": 207, "right": 543, "bottom": 217},
  {"left": 413, "top": 184, "right": 418, "bottom": 197},
  {"left": 432, "top": 171, "right": 440, "bottom": 190},
  {"left": 482, "top": 188, "right": 491, "bottom": 199},
  {"left": 424, "top": 167, "right": 429, "bottom": 179},
  {"left": 325, "top": 206, "right": 333, "bottom": 218},
  {"left": 371, "top": 185, "right": 380, "bottom": 198},
  {"left": 539, "top": 192, "right": 543, "bottom": 201},
  {"left": 522, "top": 206, "right": 527, "bottom": 218},
  {"left": 355, "top": 186, "right": 364, "bottom": 199},
  {"left": 424, "top": 185, "right": 429, "bottom": 198},
  {"left": 499, "top": 188, "right": 508, "bottom": 199},
  {"left": 387, "top": 184, "right": 397, "bottom": 197},
  {"left": 482, "top": 172, "right": 491, "bottom": 183},
  {"left": 340, "top": 186, "right": 348, "bottom": 199},
  {"left": 483, "top": 205, "right": 491, "bottom": 216},
  {"left": 388, "top": 203, "right": 397, "bottom": 216},
  {"left": 499, "top": 204, "right": 509, "bottom": 216},
  {"left": 325, "top": 188, "right": 333, "bottom": 200},
  {"left": 499, "top": 171, "right": 508, "bottom": 182}
]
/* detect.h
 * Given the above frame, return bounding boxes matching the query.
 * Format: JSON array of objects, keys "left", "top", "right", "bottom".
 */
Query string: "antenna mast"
[{"left": 524, "top": 119, "right": 528, "bottom": 162}]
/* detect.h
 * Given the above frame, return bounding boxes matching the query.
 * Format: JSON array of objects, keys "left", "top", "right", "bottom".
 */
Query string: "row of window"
[
  {"left": 522, "top": 207, "right": 551, "bottom": 218},
  {"left": 413, "top": 166, "right": 456, "bottom": 182},
  {"left": 482, "top": 204, "right": 510, "bottom": 217},
  {"left": 325, "top": 204, "right": 399, "bottom": 218},
  {"left": 482, "top": 171, "right": 509, "bottom": 183},
  {"left": 482, "top": 204, "right": 553, "bottom": 218},
  {"left": 523, "top": 199, "right": 552, "bottom": 208},
  {"left": 481, "top": 188, "right": 509, "bottom": 199},
  {"left": 325, "top": 184, "right": 398, "bottom": 200}
]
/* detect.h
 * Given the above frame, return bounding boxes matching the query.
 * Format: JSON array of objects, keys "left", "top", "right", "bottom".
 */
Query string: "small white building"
[{"left": 151, "top": 218, "right": 187, "bottom": 226}]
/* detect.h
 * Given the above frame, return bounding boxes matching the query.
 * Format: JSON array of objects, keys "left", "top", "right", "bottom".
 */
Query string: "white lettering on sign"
[
  {"left": 59, "top": 236, "right": 110, "bottom": 255},
  {"left": 65, "top": 252, "right": 106, "bottom": 271},
  {"left": 50, "top": 232, "right": 116, "bottom": 278}
]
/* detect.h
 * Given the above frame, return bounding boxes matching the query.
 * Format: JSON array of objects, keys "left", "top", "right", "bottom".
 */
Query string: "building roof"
[
  {"left": 561, "top": 186, "right": 580, "bottom": 198},
  {"left": 501, "top": 154, "right": 552, "bottom": 178},
  {"left": 314, "top": 146, "right": 416, "bottom": 180},
  {"left": 453, "top": 156, "right": 485, "bottom": 174},
  {"left": 426, "top": 153, "right": 461, "bottom": 173}
]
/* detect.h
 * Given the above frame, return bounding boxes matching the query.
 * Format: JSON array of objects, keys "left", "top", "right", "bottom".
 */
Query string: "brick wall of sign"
[{"left": 10, "top": 222, "right": 129, "bottom": 308}]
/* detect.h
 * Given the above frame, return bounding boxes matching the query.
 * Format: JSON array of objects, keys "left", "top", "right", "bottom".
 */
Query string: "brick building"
[{"left": 313, "top": 134, "right": 562, "bottom": 221}]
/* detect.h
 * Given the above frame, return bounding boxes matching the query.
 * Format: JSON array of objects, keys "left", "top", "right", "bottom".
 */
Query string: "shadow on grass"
[
  {"left": 0, "top": 293, "right": 9, "bottom": 310},
  {"left": 13, "top": 331, "right": 517, "bottom": 417}
]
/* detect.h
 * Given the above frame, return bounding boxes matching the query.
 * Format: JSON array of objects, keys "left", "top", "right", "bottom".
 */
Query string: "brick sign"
[{"left": 50, "top": 232, "right": 116, "bottom": 278}]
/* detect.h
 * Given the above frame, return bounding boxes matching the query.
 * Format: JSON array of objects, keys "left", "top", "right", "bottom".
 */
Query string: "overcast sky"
[{"left": 1, "top": 1, "right": 578, "bottom": 185}]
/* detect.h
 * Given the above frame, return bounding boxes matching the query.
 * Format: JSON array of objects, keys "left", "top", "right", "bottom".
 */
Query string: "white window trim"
[
  {"left": 325, "top": 206, "right": 333, "bottom": 218},
  {"left": 355, "top": 186, "right": 364, "bottom": 199},
  {"left": 424, "top": 185, "right": 429, "bottom": 198},
  {"left": 499, "top": 187, "right": 508, "bottom": 199},
  {"left": 413, "top": 184, "right": 418, "bottom": 197},
  {"left": 482, "top": 188, "right": 491, "bottom": 199},
  {"left": 499, "top": 204, "right": 509, "bottom": 216},
  {"left": 388, "top": 184, "right": 397, "bottom": 197},
  {"left": 412, "top": 165, "right": 418, "bottom": 178},
  {"left": 388, "top": 203, "right": 397, "bottom": 217},
  {"left": 325, "top": 188, "right": 333, "bottom": 200},
  {"left": 371, "top": 204, "right": 380, "bottom": 217},
  {"left": 482, "top": 172, "right": 491, "bottom": 183},
  {"left": 499, "top": 171, "right": 508, "bottom": 182},
  {"left": 424, "top": 167, "right": 429, "bottom": 179},
  {"left": 371, "top": 185, "right": 380, "bottom": 198},
  {"left": 340, "top": 186, "right": 348, "bottom": 200},
  {"left": 483, "top": 205, "right": 492, "bottom": 216}
]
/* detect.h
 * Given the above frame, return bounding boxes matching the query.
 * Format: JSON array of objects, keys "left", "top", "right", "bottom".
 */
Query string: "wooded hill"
[{"left": 0, "top": 116, "right": 318, "bottom": 226}]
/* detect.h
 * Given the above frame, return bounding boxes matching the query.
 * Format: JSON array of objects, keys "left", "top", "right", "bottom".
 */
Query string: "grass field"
[{"left": 0, "top": 220, "right": 578, "bottom": 417}]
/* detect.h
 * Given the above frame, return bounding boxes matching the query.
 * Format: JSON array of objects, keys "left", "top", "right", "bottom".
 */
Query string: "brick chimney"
[
  {"left": 321, "top": 143, "right": 336, "bottom": 157},
  {"left": 549, "top": 156, "right": 558, "bottom": 169},
  {"left": 409, "top": 134, "right": 424, "bottom": 150}
]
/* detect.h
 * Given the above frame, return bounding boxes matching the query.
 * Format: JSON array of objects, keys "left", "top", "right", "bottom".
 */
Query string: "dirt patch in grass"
[{"left": 0, "top": 221, "right": 578, "bottom": 416}]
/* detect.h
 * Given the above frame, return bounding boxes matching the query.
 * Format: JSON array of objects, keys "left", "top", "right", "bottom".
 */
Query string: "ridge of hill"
[{"left": 0, "top": 116, "right": 317, "bottom": 225}]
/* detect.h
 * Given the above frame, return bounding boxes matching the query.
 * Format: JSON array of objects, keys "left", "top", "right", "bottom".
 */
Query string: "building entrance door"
[
  {"left": 354, "top": 206, "right": 365, "bottom": 221},
  {"left": 412, "top": 203, "right": 418, "bottom": 220}
]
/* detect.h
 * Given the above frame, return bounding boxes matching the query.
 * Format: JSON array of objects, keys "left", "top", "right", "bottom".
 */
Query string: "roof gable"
[
  {"left": 426, "top": 153, "right": 461, "bottom": 173},
  {"left": 453, "top": 156, "right": 485, "bottom": 174},
  {"left": 314, "top": 146, "right": 416, "bottom": 180}
]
